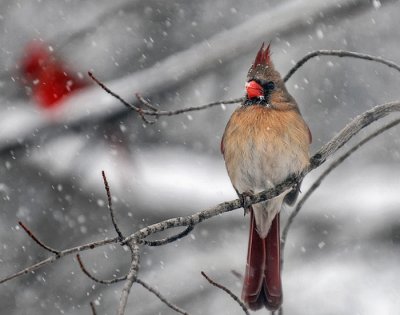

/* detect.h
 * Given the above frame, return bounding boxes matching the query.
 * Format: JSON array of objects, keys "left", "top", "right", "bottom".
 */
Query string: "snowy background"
[{"left": 1, "top": 0, "right": 400, "bottom": 314}]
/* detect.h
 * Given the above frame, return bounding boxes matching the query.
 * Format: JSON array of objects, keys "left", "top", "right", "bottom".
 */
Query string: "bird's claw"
[
  {"left": 239, "top": 191, "right": 254, "bottom": 215},
  {"left": 289, "top": 173, "right": 300, "bottom": 188}
]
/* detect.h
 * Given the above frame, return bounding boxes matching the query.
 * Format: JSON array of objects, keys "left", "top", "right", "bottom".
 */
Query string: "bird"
[
  {"left": 20, "top": 40, "right": 88, "bottom": 109},
  {"left": 221, "top": 43, "right": 311, "bottom": 311}
]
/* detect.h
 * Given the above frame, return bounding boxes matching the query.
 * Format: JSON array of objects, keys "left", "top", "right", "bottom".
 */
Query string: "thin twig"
[
  {"left": 76, "top": 254, "right": 127, "bottom": 284},
  {"left": 2, "top": 101, "right": 400, "bottom": 287},
  {"left": 143, "top": 97, "right": 243, "bottom": 116},
  {"left": 134, "top": 93, "right": 243, "bottom": 116},
  {"left": 135, "top": 93, "right": 159, "bottom": 124},
  {"left": 201, "top": 271, "right": 249, "bottom": 315},
  {"left": 78, "top": 250, "right": 189, "bottom": 314},
  {"left": 101, "top": 171, "right": 124, "bottom": 241},
  {"left": 0, "top": 236, "right": 118, "bottom": 284},
  {"left": 142, "top": 225, "right": 194, "bottom": 246},
  {"left": 281, "top": 117, "right": 400, "bottom": 260},
  {"left": 89, "top": 70, "right": 242, "bottom": 118},
  {"left": 137, "top": 109, "right": 158, "bottom": 125},
  {"left": 90, "top": 50, "right": 400, "bottom": 125},
  {"left": 18, "top": 221, "right": 60, "bottom": 256},
  {"left": 88, "top": 71, "right": 159, "bottom": 124},
  {"left": 137, "top": 279, "right": 190, "bottom": 315},
  {"left": 283, "top": 50, "right": 400, "bottom": 82},
  {"left": 88, "top": 71, "right": 141, "bottom": 112},
  {"left": 90, "top": 301, "right": 97, "bottom": 315},
  {"left": 135, "top": 93, "right": 159, "bottom": 112}
]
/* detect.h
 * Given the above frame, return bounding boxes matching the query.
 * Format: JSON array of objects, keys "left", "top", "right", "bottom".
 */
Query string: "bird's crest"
[
  {"left": 253, "top": 42, "right": 271, "bottom": 66},
  {"left": 247, "top": 42, "right": 279, "bottom": 82}
]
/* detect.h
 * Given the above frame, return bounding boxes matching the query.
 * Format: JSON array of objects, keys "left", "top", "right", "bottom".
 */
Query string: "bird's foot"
[
  {"left": 239, "top": 190, "right": 254, "bottom": 215},
  {"left": 288, "top": 173, "right": 301, "bottom": 189}
]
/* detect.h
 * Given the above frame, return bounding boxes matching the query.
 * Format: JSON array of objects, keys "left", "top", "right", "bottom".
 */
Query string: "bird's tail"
[{"left": 241, "top": 209, "right": 282, "bottom": 311}]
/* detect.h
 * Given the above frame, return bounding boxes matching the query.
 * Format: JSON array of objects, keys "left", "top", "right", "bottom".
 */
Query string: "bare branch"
[
  {"left": 126, "top": 102, "right": 400, "bottom": 245},
  {"left": 87, "top": 71, "right": 141, "bottom": 113},
  {"left": 0, "top": 0, "right": 388, "bottom": 159},
  {"left": 117, "top": 240, "right": 140, "bottom": 315},
  {"left": 2, "top": 101, "right": 400, "bottom": 288},
  {"left": 284, "top": 50, "right": 400, "bottom": 82},
  {"left": 77, "top": 252, "right": 189, "bottom": 314},
  {"left": 76, "top": 254, "right": 127, "bottom": 285},
  {"left": 135, "top": 93, "right": 159, "bottom": 112},
  {"left": 137, "top": 112, "right": 158, "bottom": 125},
  {"left": 133, "top": 97, "right": 244, "bottom": 117},
  {"left": 89, "top": 70, "right": 242, "bottom": 121},
  {"left": 142, "top": 225, "right": 194, "bottom": 246},
  {"left": 18, "top": 221, "right": 60, "bottom": 256},
  {"left": 311, "top": 102, "right": 400, "bottom": 168},
  {"left": 0, "top": 236, "right": 118, "bottom": 284},
  {"left": 201, "top": 271, "right": 249, "bottom": 315},
  {"left": 90, "top": 301, "right": 97, "bottom": 315},
  {"left": 136, "top": 279, "right": 190, "bottom": 315},
  {"left": 101, "top": 171, "right": 124, "bottom": 241},
  {"left": 90, "top": 48, "right": 400, "bottom": 127},
  {"left": 281, "top": 117, "right": 400, "bottom": 260},
  {"left": 134, "top": 94, "right": 159, "bottom": 124}
]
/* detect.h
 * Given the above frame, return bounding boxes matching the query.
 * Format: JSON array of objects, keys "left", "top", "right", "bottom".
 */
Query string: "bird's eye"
[{"left": 266, "top": 81, "right": 275, "bottom": 90}]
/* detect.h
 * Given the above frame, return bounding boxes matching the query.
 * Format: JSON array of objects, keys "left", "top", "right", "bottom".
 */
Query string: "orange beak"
[{"left": 245, "top": 80, "right": 264, "bottom": 99}]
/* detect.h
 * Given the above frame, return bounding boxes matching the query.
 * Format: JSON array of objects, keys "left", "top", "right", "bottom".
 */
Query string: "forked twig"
[
  {"left": 135, "top": 93, "right": 159, "bottom": 111},
  {"left": 89, "top": 50, "right": 400, "bottom": 126},
  {"left": 77, "top": 254, "right": 189, "bottom": 314},
  {"left": 88, "top": 71, "right": 242, "bottom": 123}
]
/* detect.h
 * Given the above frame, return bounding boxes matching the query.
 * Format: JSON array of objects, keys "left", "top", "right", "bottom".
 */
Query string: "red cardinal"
[
  {"left": 20, "top": 41, "right": 87, "bottom": 109},
  {"left": 221, "top": 43, "right": 311, "bottom": 311}
]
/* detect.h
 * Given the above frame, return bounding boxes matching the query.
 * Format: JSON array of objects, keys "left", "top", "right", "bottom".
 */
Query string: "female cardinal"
[
  {"left": 20, "top": 40, "right": 87, "bottom": 109},
  {"left": 221, "top": 43, "right": 311, "bottom": 311}
]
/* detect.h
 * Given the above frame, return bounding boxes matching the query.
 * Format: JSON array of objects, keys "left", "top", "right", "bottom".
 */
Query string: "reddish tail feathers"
[
  {"left": 20, "top": 41, "right": 87, "bottom": 109},
  {"left": 242, "top": 210, "right": 282, "bottom": 311}
]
